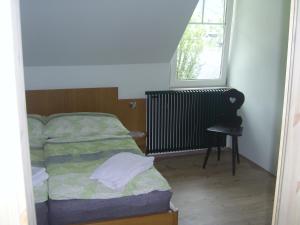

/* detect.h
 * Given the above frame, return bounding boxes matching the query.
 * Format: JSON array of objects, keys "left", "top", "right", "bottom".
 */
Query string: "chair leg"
[
  {"left": 203, "top": 147, "right": 212, "bottom": 169},
  {"left": 231, "top": 136, "right": 236, "bottom": 176},
  {"left": 217, "top": 135, "right": 221, "bottom": 161},
  {"left": 235, "top": 137, "right": 240, "bottom": 164}
]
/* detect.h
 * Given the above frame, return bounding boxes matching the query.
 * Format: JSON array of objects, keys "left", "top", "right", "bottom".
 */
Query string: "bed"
[
  {"left": 44, "top": 113, "right": 173, "bottom": 225},
  {"left": 33, "top": 112, "right": 177, "bottom": 225},
  {"left": 28, "top": 115, "right": 49, "bottom": 225},
  {"left": 30, "top": 149, "right": 48, "bottom": 225},
  {"left": 31, "top": 148, "right": 49, "bottom": 225}
]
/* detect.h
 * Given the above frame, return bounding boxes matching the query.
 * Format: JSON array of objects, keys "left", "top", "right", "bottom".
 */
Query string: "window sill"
[
  {"left": 169, "top": 86, "right": 228, "bottom": 91},
  {"left": 169, "top": 78, "right": 227, "bottom": 88}
]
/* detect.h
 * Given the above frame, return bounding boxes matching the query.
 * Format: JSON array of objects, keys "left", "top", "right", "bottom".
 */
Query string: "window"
[{"left": 171, "top": 0, "right": 234, "bottom": 87}]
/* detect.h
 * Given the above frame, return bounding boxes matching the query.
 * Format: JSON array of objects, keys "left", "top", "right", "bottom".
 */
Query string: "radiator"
[{"left": 145, "top": 88, "right": 230, "bottom": 154}]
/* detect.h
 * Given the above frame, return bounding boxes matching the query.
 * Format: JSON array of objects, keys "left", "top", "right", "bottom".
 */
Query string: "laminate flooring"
[{"left": 155, "top": 150, "right": 276, "bottom": 225}]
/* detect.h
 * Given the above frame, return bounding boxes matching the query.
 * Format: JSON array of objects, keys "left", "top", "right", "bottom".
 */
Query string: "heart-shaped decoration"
[{"left": 229, "top": 97, "right": 236, "bottom": 104}]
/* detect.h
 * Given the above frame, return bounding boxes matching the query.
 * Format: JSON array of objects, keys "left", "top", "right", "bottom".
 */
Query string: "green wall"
[{"left": 228, "top": 0, "right": 291, "bottom": 173}]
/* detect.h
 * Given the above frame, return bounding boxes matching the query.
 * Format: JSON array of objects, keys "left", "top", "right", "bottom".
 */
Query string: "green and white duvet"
[
  {"left": 30, "top": 148, "right": 45, "bottom": 168},
  {"left": 44, "top": 136, "right": 171, "bottom": 200},
  {"left": 33, "top": 182, "right": 48, "bottom": 204},
  {"left": 30, "top": 148, "right": 48, "bottom": 203}
]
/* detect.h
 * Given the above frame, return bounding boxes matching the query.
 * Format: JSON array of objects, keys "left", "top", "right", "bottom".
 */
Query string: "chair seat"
[{"left": 207, "top": 124, "right": 243, "bottom": 136}]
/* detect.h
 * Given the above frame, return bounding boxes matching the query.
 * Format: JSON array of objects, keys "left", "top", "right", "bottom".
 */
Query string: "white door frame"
[
  {"left": 272, "top": 0, "right": 300, "bottom": 224},
  {"left": 0, "top": 0, "right": 35, "bottom": 225},
  {"left": 1, "top": 0, "right": 300, "bottom": 224}
]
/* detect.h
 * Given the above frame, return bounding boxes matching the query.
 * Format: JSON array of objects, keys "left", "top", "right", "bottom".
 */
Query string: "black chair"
[{"left": 202, "top": 89, "right": 245, "bottom": 175}]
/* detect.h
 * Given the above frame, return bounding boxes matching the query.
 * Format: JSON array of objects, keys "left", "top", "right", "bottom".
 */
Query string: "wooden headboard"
[
  {"left": 26, "top": 87, "right": 119, "bottom": 115},
  {"left": 25, "top": 87, "right": 146, "bottom": 136}
]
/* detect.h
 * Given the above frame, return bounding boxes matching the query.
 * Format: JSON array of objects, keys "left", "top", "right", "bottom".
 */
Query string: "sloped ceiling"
[{"left": 20, "top": 0, "right": 198, "bottom": 66}]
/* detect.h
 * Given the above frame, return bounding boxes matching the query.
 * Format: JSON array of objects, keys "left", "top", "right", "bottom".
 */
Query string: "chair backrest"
[{"left": 218, "top": 89, "right": 245, "bottom": 127}]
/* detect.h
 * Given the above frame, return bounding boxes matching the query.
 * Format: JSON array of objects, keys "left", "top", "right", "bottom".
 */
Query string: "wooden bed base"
[{"left": 77, "top": 210, "right": 178, "bottom": 225}]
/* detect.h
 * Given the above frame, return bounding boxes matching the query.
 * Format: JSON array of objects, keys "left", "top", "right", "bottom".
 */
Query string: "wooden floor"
[{"left": 155, "top": 150, "right": 276, "bottom": 225}]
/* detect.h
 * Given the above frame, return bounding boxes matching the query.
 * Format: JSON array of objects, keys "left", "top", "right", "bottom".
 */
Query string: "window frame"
[{"left": 170, "top": 0, "right": 234, "bottom": 88}]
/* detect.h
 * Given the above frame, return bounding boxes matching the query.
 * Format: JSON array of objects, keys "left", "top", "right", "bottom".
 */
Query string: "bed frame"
[
  {"left": 77, "top": 209, "right": 178, "bottom": 225},
  {"left": 25, "top": 87, "right": 178, "bottom": 225}
]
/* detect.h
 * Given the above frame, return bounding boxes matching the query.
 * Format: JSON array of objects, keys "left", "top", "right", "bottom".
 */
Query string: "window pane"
[
  {"left": 190, "top": 0, "right": 204, "bottom": 23},
  {"left": 177, "top": 24, "right": 224, "bottom": 80},
  {"left": 203, "top": 0, "right": 225, "bottom": 24}
]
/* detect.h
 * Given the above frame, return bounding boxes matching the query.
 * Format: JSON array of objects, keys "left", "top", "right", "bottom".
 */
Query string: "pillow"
[
  {"left": 27, "top": 114, "right": 47, "bottom": 148},
  {"left": 44, "top": 112, "right": 129, "bottom": 139}
]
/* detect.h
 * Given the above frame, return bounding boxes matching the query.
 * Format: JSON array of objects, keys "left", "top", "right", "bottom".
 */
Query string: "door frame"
[
  {"left": 2, "top": 0, "right": 300, "bottom": 224},
  {"left": 272, "top": 0, "right": 300, "bottom": 224},
  {"left": 0, "top": 0, "right": 35, "bottom": 225}
]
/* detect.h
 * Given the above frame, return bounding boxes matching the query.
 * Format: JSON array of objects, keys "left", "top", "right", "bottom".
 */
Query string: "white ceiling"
[{"left": 20, "top": 0, "right": 198, "bottom": 66}]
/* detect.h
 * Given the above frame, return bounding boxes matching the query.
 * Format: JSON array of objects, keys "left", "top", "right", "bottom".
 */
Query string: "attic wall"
[
  {"left": 20, "top": 0, "right": 198, "bottom": 66},
  {"left": 21, "top": 0, "right": 196, "bottom": 98},
  {"left": 227, "top": 0, "right": 290, "bottom": 173},
  {"left": 24, "top": 63, "right": 171, "bottom": 99}
]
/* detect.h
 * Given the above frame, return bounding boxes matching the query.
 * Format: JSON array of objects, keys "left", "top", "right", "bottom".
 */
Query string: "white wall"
[
  {"left": 20, "top": 0, "right": 198, "bottom": 66},
  {"left": 24, "top": 63, "right": 171, "bottom": 99},
  {"left": 228, "top": 0, "right": 290, "bottom": 173}
]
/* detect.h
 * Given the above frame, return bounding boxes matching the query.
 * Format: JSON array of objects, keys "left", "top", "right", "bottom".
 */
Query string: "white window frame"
[{"left": 170, "top": 0, "right": 234, "bottom": 88}]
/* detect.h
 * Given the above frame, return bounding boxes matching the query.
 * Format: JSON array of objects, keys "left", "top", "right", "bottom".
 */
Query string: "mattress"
[
  {"left": 49, "top": 190, "right": 172, "bottom": 225},
  {"left": 35, "top": 202, "right": 49, "bottom": 225},
  {"left": 33, "top": 177, "right": 48, "bottom": 225}
]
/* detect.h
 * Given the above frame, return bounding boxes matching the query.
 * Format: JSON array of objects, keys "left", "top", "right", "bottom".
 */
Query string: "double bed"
[{"left": 28, "top": 111, "right": 177, "bottom": 225}]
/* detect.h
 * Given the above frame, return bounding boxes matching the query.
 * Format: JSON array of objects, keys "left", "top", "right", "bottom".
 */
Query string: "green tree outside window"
[{"left": 177, "top": 25, "right": 204, "bottom": 80}]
